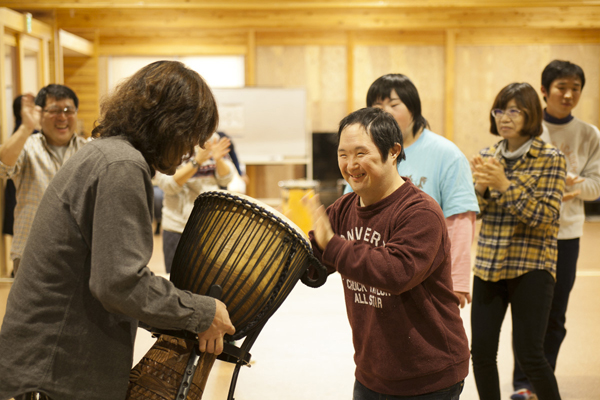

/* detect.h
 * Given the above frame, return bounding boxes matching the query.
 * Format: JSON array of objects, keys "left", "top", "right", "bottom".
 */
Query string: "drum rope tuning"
[
  {"left": 172, "top": 191, "right": 327, "bottom": 339},
  {"left": 128, "top": 191, "right": 328, "bottom": 400}
]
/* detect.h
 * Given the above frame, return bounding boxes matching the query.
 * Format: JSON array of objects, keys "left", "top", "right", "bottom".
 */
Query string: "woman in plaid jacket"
[{"left": 470, "top": 82, "right": 566, "bottom": 400}]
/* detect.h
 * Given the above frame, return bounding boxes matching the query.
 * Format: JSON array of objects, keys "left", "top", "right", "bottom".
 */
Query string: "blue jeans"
[
  {"left": 471, "top": 271, "right": 561, "bottom": 400},
  {"left": 512, "top": 238, "right": 579, "bottom": 392},
  {"left": 353, "top": 379, "right": 464, "bottom": 400}
]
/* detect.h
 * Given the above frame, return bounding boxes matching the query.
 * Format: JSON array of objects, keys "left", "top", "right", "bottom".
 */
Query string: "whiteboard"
[{"left": 212, "top": 88, "right": 308, "bottom": 164}]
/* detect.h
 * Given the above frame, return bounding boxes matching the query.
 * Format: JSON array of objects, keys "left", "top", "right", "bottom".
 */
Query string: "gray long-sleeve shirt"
[
  {"left": 541, "top": 117, "right": 600, "bottom": 239},
  {"left": 0, "top": 136, "right": 215, "bottom": 400}
]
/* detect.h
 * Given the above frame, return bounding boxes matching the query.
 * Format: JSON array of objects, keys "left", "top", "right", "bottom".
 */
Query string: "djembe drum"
[{"left": 127, "top": 191, "right": 327, "bottom": 400}]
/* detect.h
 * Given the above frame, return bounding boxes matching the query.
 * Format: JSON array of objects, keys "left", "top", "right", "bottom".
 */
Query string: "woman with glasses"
[{"left": 470, "top": 82, "right": 566, "bottom": 400}]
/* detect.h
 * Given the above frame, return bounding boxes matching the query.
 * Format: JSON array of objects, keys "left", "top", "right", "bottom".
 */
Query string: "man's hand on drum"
[
  {"left": 197, "top": 299, "right": 235, "bottom": 355},
  {"left": 302, "top": 192, "right": 334, "bottom": 251}
]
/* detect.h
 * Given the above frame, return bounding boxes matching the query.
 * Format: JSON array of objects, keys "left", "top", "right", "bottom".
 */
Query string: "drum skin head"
[{"left": 170, "top": 190, "right": 314, "bottom": 340}]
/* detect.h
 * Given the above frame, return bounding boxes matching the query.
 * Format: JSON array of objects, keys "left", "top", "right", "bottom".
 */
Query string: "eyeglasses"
[
  {"left": 491, "top": 108, "right": 522, "bottom": 120},
  {"left": 43, "top": 107, "right": 77, "bottom": 116}
]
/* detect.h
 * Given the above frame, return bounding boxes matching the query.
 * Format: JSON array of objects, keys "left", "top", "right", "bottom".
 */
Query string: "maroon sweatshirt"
[{"left": 310, "top": 180, "right": 469, "bottom": 396}]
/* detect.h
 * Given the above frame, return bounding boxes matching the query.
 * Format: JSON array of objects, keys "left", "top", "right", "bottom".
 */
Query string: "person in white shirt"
[{"left": 155, "top": 133, "right": 235, "bottom": 273}]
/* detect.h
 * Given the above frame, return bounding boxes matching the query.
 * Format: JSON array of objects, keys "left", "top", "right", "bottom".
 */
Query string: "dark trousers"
[
  {"left": 353, "top": 379, "right": 464, "bottom": 400},
  {"left": 471, "top": 271, "right": 561, "bottom": 400},
  {"left": 512, "top": 238, "right": 580, "bottom": 391},
  {"left": 153, "top": 186, "right": 163, "bottom": 223},
  {"left": 162, "top": 229, "right": 182, "bottom": 274}
]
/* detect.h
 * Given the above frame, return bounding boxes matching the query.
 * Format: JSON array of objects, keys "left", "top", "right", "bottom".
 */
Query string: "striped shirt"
[
  {"left": 474, "top": 137, "right": 566, "bottom": 282},
  {"left": 0, "top": 133, "right": 88, "bottom": 260}
]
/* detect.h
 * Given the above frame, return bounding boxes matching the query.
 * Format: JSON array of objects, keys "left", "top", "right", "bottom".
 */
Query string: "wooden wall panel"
[
  {"left": 97, "top": 30, "right": 249, "bottom": 56},
  {"left": 256, "top": 46, "right": 308, "bottom": 87},
  {"left": 246, "top": 164, "right": 306, "bottom": 201},
  {"left": 256, "top": 30, "right": 347, "bottom": 46},
  {"left": 354, "top": 30, "right": 445, "bottom": 46},
  {"left": 457, "top": 28, "right": 600, "bottom": 45},
  {"left": 353, "top": 45, "right": 446, "bottom": 136},
  {"left": 63, "top": 55, "right": 98, "bottom": 137},
  {"left": 256, "top": 45, "right": 347, "bottom": 133},
  {"left": 252, "top": 45, "right": 347, "bottom": 197},
  {"left": 454, "top": 44, "right": 600, "bottom": 160},
  {"left": 308, "top": 45, "right": 347, "bottom": 133}
]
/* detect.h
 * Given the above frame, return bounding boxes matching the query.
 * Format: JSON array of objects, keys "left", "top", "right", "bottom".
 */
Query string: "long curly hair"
[{"left": 92, "top": 61, "right": 218, "bottom": 171}]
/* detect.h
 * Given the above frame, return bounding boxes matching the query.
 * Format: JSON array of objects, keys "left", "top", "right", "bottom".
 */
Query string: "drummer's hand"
[
  {"left": 302, "top": 192, "right": 334, "bottom": 251},
  {"left": 197, "top": 299, "right": 235, "bottom": 355}
]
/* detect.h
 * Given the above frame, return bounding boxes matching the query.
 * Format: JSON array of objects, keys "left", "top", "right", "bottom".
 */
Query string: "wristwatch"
[{"left": 190, "top": 158, "right": 199, "bottom": 168}]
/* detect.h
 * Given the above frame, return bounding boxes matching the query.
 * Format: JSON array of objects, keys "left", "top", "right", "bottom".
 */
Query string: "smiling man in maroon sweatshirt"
[{"left": 305, "top": 107, "right": 469, "bottom": 400}]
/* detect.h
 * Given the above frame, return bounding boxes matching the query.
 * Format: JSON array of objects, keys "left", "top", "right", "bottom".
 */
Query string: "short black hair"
[
  {"left": 35, "top": 84, "right": 79, "bottom": 109},
  {"left": 541, "top": 60, "right": 585, "bottom": 101},
  {"left": 366, "top": 74, "right": 429, "bottom": 138},
  {"left": 338, "top": 107, "right": 405, "bottom": 165}
]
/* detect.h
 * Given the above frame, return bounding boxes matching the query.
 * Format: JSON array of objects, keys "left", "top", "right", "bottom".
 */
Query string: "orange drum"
[{"left": 127, "top": 191, "right": 327, "bottom": 400}]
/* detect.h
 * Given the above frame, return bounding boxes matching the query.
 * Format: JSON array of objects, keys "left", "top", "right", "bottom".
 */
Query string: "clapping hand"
[
  {"left": 209, "top": 137, "right": 231, "bottom": 161},
  {"left": 472, "top": 155, "right": 511, "bottom": 194},
  {"left": 20, "top": 93, "right": 41, "bottom": 132},
  {"left": 195, "top": 136, "right": 231, "bottom": 165},
  {"left": 563, "top": 173, "right": 584, "bottom": 201},
  {"left": 301, "top": 192, "right": 334, "bottom": 251}
]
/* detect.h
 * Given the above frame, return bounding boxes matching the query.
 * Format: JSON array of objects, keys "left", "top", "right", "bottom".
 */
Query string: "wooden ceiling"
[
  {"left": 7, "top": 0, "right": 600, "bottom": 32},
  {"left": 7, "top": 0, "right": 600, "bottom": 9}
]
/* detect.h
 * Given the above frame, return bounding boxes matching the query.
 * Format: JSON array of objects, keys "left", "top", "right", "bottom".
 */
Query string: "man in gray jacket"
[{"left": 0, "top": 61, "right": 235, "bottom": 400}]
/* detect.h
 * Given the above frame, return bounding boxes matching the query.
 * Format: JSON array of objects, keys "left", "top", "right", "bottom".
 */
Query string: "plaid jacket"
[{"left": 474, "top": 137, "right": 566, "bottom": 282}]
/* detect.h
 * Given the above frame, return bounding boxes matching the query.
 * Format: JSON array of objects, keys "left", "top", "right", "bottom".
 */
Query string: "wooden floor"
[{"left": 135, "top": 220, "right": 600, "bottom": 400}]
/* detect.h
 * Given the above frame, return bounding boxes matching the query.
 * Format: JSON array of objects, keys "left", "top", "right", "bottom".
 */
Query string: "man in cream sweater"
[{"left": 511, "top": 60, "right": 600, "bottom": 400}]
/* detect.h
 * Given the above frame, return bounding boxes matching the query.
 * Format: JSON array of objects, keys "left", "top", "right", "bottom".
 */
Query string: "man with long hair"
[{"left": 0, "top": 61, "right": 235, "bottom": 400}]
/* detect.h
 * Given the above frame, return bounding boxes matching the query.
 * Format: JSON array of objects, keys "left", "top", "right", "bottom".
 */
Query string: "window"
[{"left": 107, "top": 55, "right": 245, "bottom": 92}]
